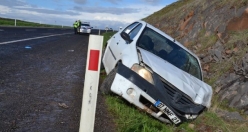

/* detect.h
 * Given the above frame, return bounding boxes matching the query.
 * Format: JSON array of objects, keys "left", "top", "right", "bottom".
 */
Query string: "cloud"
[
  {"left": 0, "top": 5, "right": 11, "bottom": 14},
  {"left": 88, "top": 20, "right": 127, "bottom": 29},
  {"left": 14, "top": 6, "right": 80, "bottom": 15},
  {"left": 73, "top": 6, "right": 139, "bottom": 15},
  {"left": 103, "top": 0, "right": 122, "bottom": 4},
  {"left": 0, "top": 0, "right": 27, "bottom": 7},
  {"left": 73, "top": 0, "right": 87, "bottom": 4},
  {"left": 0, "top": 8, "right": 76, "bottom": 26},
  {"left": 140, "top": 0, "right": 161, "bottom": 5}
]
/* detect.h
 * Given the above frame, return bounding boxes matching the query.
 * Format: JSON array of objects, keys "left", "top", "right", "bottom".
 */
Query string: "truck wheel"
[{"left": 100, "top": 67, "right": 117, "bottom": 94}]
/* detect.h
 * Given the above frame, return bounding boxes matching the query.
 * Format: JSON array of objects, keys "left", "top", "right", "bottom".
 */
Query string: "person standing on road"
[
  {"left": 77, "top": 20, "right": 81, "bottom": 33},
  {"left": 73, "top": 20, "right": 78, "bottom": 34}
]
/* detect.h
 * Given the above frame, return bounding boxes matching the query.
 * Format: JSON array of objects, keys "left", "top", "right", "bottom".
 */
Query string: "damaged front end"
[{"left": 110, "top": 63, "right": 206, "bottom": 125}]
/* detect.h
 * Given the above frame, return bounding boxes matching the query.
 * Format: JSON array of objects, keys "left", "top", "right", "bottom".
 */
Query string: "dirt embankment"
[{"left": 227, "top": 8, "right": 248, "bottom": 31}]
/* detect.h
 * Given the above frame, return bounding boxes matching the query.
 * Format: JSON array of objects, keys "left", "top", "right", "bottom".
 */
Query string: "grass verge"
[
  {"left": 0, "top": 17, "right": 70, "bottom": 28},
  {"left": 102, "top": 31, "right": 117, "bottom": 48}
]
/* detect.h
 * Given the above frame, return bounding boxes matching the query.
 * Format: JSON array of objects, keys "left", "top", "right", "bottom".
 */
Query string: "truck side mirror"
[{"left": 121, "top": 32, "right": 132, "bottom": 44}]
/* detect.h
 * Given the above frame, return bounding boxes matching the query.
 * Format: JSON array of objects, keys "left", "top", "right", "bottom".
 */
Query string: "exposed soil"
[
  {"left": 227, "top": 8, "right": 248, "bottom": 31},
  {"left": 0, "top": 34, "right": 115, "bottom": 132}
]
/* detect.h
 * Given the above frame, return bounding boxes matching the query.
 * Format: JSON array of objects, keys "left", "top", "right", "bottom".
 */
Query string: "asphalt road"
[
  {"left": 0, "top": 27, "right": 115, "bottom": 132},
  {"left": 0, "top": 27, "right": 109, "bottom": 43}
]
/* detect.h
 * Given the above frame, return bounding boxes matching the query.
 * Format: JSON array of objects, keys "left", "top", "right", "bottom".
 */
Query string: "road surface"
[{"left": 0, "top": 27, "right": 115, "bottom": 132}]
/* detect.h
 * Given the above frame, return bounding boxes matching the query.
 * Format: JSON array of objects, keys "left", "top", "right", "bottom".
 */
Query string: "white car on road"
[
  {"left": 101, "top": 20, "right": 212, "bottom": 124},
  {"left": 80, "top": 23, "right": 91, "bottom": 34}
]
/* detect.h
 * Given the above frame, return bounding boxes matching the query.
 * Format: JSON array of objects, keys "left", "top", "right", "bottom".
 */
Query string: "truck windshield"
[{"left": 137, "top": 27, "right": 202, "bottom": 80}]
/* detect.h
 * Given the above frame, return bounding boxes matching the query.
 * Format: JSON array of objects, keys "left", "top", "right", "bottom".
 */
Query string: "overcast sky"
[{"left": 0, "top": 0, "right": 177, "bottom": 29}]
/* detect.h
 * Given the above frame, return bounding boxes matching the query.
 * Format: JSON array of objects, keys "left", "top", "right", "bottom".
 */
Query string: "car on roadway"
[
  {"left": 80, "top": 22, "right": 91, "bottom": 34},
  {"left": 101, "top": 20, "right": 212, "bottom": 125}
]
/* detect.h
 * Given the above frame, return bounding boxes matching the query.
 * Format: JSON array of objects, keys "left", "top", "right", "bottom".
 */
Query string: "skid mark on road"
[{"left": 0, "top": 33, "right": 72, "bottom": 45}]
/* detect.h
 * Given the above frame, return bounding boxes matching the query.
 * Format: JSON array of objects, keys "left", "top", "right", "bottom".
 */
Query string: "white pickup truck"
[{"left": 101, "top": 20, "right": 212, "bottom": 124}]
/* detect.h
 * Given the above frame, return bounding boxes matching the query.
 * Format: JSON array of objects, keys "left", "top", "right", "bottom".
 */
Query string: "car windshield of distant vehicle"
[
  {"left": 82, "top": 24, "right": 90, "bottom": 26},
  {"left": 137, "top": 27, "right": 202, "bottom": 80}
]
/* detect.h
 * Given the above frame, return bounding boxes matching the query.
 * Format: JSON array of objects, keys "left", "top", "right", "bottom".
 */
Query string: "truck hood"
[{"left": 138, "top": 48, "right": 212, "bottom": 108}]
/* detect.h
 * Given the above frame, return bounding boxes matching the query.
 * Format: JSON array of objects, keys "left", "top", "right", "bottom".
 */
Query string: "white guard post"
[{"left": 79, "top": 35, "right": 103, "bottom": 132}]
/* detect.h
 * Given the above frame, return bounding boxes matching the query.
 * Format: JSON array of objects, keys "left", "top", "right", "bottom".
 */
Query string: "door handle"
[{"left": 117, "top": 42, "right": 119, "bottom": 45}]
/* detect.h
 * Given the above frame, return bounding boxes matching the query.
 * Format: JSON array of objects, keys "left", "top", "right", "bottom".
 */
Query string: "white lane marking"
[
  {"left": 0, "top": 33, "right": 72, "bottom": 45},
  {"left": 0, "top": 29, "right": 4, "bottom": 31}
]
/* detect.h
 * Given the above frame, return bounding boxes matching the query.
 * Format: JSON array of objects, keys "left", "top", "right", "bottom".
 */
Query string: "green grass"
[
  {"left": 105, "top": 93, "right": 248, "bottom": 132},
  {"left": 196, "top": 111, "right": 248, "bottom": 132},
  {"left": 144, "top": 0, "right": 195, "bottom": 23},
  {"left": 226, "top": 29, "right": 248, "bottom": 49},
  {"left": 102, "top": 32, "right": 116, "bottom": 48},
  {"left": 0, "top": 17, "right": 70, "bottom": 28},
  {"left": 105, "top": 96, "right": 175, "bottom": 132},
  {"left": 215, "top": 0, "right": 247, "bottom": 8},
  {"left": 105, "top": 95, "right": 198, "bottom": 132},
  {"left": 196, "top": 31, "right": 218, "bottom": 54}
]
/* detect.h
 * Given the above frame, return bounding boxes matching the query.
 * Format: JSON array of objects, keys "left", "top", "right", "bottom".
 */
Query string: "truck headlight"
[{"left": 131, "top": 64, "right": 154, "bottom": 84}]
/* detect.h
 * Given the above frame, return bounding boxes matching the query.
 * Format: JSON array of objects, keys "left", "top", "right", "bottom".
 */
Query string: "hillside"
[{"left": 144, "top": 0, "right": 248, "bottom": 129}]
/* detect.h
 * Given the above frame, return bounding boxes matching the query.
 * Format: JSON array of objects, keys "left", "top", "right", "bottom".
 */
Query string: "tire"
[
  {"left": 100, "top": 49, "right": 106, "bottom": 70},
  {"left": 100, "top": 61, "right": 105, "bottom": 70},
  {"left": 100, "top": 67, "right": 117, "bottom": 94}
]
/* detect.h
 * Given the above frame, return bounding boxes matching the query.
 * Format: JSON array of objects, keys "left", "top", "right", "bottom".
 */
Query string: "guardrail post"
[{"left": 15, "top": 19, "right": 16, "bottom": 27}]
